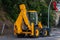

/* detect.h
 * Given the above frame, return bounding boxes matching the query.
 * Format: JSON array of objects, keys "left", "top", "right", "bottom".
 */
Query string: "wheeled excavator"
[{"left": 14, "top": 4, "right": 50, "bottom": 37}]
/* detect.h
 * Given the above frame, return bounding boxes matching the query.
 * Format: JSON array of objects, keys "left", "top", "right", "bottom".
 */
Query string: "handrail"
[{"left": 48, "top": 0, "right": 52, "bottom": 28}]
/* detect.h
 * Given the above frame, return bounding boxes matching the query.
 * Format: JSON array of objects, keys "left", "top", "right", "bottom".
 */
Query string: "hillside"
[
  {"left": 0, "top": 8, "right": 13, "bottom": 26},
  {"left": 0, "top": 8, "right": 13, "bottom": 35}
]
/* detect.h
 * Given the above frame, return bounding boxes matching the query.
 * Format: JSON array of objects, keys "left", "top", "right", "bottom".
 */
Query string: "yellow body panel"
[
  {"left": 31, "top": 23, "right": 34, "bottom": 36},
  {"left": 38, "top": 22, "right": 43, "bottom": 29},
  {"left": 28, "top": 10, "right": 37, "bottom": 12}
]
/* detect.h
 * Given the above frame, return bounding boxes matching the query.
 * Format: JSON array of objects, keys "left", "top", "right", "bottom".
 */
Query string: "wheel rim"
[
  {"left": 35, "top": 29, "right": 39, "bottom": 37},
  {"left": 44, "top": 30, "right": 47, "bottom": 36}
]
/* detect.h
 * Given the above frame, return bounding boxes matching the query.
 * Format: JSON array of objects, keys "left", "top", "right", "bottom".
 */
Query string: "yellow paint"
[
  {"left": 31, "top": 23, "right": 34, "bottom": 36},
  {"left": 38, "top": 22, "right": 43, "bottom": 29},
  {"left": 35, "top": 29, "right": 39, "bottom": 37}
]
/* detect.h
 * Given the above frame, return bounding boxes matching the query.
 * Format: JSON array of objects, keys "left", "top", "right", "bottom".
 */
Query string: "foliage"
[
  {"left": 1, "top": 0, "right": 54, "bottom": 26},
  {"left": 0, "top": 0, "right": 2, "bottom": 9}
]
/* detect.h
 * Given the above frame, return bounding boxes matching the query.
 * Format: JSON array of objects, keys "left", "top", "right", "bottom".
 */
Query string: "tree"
[{"left": 1, "top": 0, "right": 54, "bottom": 26}]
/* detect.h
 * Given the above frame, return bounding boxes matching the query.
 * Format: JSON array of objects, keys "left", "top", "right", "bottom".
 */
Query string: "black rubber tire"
[
  {"left": 34, "top": 26, "right": 40, "bottom": 37},
  {"left": 17, "top": 34, "right": 25, "bottom": 38},
  {"left": 42, "top": 29, "right": 50, "bottom": 37}
]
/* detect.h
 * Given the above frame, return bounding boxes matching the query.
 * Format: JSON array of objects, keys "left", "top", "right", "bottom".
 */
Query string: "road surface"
[{"left": 0, "top": 28, "right": 60, "bottom": 40}]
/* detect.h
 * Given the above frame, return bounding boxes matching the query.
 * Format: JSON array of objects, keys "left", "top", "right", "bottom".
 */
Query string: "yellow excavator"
[{"left": 14, "top": 4, "right": 50, "bottom": 37}]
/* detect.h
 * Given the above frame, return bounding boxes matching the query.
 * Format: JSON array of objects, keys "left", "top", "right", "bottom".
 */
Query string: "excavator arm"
[{"left": 14, "top": 4, "right": 31, "bottom": 34}]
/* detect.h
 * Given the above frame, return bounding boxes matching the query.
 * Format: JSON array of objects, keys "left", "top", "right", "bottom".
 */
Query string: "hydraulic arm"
[{"left": 14, "top": 4, "right": 31, "bottom": 34}]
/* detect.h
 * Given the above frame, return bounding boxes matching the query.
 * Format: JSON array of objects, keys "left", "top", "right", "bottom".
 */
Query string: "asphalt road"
[{"left": 0, "top": 28, "right": 60, "bottom": 40}]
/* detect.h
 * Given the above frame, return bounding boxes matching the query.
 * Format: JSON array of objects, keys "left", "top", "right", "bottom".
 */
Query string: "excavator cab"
[
  {"left": 27, "top": 11, "right": 38, "bottom": 25},
  {"left": 22, "top": 11, "right": 38, "bottom": 31}
]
